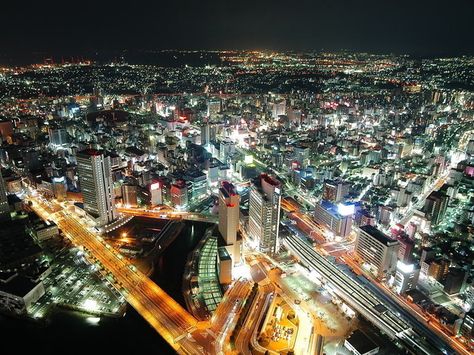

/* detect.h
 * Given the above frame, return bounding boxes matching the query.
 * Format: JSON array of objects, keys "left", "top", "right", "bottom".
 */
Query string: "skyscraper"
[
  {"left": 248, "top": 174, "right": 281, "bottom": 255},
  {"left": 76, "top": 149, "right": 116, "bottom": 226},
  {"left": 0, "top": 169, "right": 10, "bottom": 220},
  {"left": 218, "top": 181, "right": 240, "bottom": 246},
  {"left": 218, "top": 181, "right": 241, "bottom": 265},
  {"left": 423, "top": 190, "right": 449, "bottom": 226}
]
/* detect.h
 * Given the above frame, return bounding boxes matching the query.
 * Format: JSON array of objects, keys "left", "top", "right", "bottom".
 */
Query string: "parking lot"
[{"left": 29, "top": 247, "right": 126, "bottom": 318}]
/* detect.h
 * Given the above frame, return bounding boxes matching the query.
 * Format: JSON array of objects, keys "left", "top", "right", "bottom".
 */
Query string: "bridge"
[{"left": 28, "top": 195, "right": 216, "bottom": 354}]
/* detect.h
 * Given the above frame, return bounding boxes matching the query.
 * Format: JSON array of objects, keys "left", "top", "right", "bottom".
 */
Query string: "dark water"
[
  {"left": 0, "top": 221, "right": 211, "bottom": 354},
  {"left": 0, "top": 308, "right": 175, "bottom": 355},
  {"left": 152, "top": 221, "right": 212, "bottom": 307}
]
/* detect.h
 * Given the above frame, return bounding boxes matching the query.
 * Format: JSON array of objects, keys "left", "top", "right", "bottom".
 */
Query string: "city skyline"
[
  {"left": 1, "top": 0, "right": 474, "bottom": 65},
  {"left": 1, "top": 2, "right": 474, "bottom": 353}
]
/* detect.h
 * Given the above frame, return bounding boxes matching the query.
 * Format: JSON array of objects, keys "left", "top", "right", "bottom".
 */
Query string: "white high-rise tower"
[
  {"left": 248, "top": 174, "right": 281, "bottom": 255},
  {"left": 218, "top": 181, "right": 240, "bottom": 264},
  {"left": 77, "top": 149, "right": 116, "bottom": 227}
]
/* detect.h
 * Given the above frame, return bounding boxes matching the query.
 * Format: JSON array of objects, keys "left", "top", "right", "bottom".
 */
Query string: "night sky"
[{"left": 1, "top": 0, "right": 473, "bottom": 62}]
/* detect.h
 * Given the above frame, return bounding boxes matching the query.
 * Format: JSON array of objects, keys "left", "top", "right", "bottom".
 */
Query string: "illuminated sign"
[
  {"left": 244, "top": 155, "right": 254, "bottom": 164},
  {"left": 397, "top": 261, "right": 414, "bottom": 273},
  {"left": 150, "top": 182, "right": 161, "bottom": 191},
  {"left": 53, "top": 176, "right": 65, "bottom": 183},
  {"left": 337, "top": 203, "right": 355, "bottom": 216}
]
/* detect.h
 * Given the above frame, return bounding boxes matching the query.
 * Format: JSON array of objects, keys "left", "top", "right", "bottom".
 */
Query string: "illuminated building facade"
[
  {"left": 76, "top": 149, "right": 116, "bottom": 226},
  {"left": 355, "top": 225, "right": 399, "bottom": 280},
  {"left": 248, "top": 174, "right": 281, "bottom": 255},
  {"left": 313, "top": 200, "right": 353, "bottom": 238}
]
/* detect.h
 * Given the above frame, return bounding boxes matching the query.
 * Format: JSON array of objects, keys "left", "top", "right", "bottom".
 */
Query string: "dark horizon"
[{"left": 1, "top": 0, "right": 473, "bottom": 65}]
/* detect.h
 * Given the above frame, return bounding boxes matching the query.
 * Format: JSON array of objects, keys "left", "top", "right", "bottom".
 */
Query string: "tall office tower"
[
  {"left": 219, "top": 138, "right": 235, "bottom": 163},
  {"left": 248, "top": 174, "right": 282, "bottom": 255},
  {"left": 122, "top": 184, "right": 138, "bottom": 208},
  {"left": 76, "top": 149, "right": 116, "bottom": 226},
  {"left": 393, "top": 261, "right": 420, "bottom": 294},
  {"left": 200, "top": 122, "right": 217, "bottom": 147},
  {"left": 218, "top": 181, "right": 240, "bottom": 265},
  {"left": 467, "top": 140, "right": 474, "bottom": 155},
  {"left": 322, "top": 179, "right": 350, "bottom": 203},
  {"left": 355, "top": 225, "right": 399, "bottom": 280},
  {"left": 219, "top": 181, "right": 240, "bottom": 245},
  {"left": 52, "top": 176, "right": 67, "bottom": 202},
  {"left": 423, "top": 190, "right": 449, "bottom": 226},
  {"left": 0, "top": 169, "right": 10, "bottom": 220}
]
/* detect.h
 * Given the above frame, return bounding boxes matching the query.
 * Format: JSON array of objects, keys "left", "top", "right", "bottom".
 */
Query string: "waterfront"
[{"left": 0, "top": 220, "right": 211, "bottom": 354}]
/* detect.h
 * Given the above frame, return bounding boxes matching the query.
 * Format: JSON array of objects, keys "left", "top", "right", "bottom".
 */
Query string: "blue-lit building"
[{"left": 313, "top": 200, "right": 353, "bottom": 238}]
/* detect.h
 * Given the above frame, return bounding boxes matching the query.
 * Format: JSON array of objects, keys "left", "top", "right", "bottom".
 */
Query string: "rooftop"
[
  {"left": 219, "top": 181, "right": 238, "bottom": 198},
  {"left": 77, "top": 148, "right": 103, "bottom": 157},
  {"left": 360, "top": 225, "right": 397, "bottom": 246},
  {"left": 345, "top": 330, "right": 379, "bottom": 355},
  {"left": 0, "top": 274, "right": 41, "bottom": 298}
]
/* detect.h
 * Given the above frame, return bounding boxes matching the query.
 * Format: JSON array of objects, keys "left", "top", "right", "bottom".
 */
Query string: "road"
[
  {"left": 395, "top": 171, "right": 449, "bottom": 226},
  {"left": 283, "top": 186, "right": 469, "bottom": 355},
  {"left": 282, "top": 232, "right": 452, "bottom": 354},
  {"left": 210, "top": 279, "right": 253, "bottom": 355},
  {"left": 118, "top": 206, "right": 218, "bottom": 223},
  {"left": 28, "top": 194, "right": 216, "bottom": 354},
  {"left": 234, "top": 283, "right": 275, "bottom": 355},
  {"left": 343, "top": 252, "right": 472, "bottom": 355}
]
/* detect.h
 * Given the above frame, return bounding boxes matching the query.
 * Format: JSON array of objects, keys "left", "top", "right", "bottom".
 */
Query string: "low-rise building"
[
  {"left": 344, "top": 330, "right": 379, "bottom": 355},
  {"left": 0, "top": 273, "right": 45, "bottom": 315}
]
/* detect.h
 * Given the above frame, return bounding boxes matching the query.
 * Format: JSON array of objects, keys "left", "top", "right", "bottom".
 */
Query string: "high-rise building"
[
  {"left": 48, "top": 127, "right": 69, "bottom": 146},
  {"left": 0, "top": 169, "right": 10, "bottom": 221},
  {"left": 218, "top": 181, "right": 240, "bottom": 246},
  {"left": 219, "top": 138, "right": 235, "bottom": 163},
  {"left": 355, "top": 225, "right": 399, "bottom": 280},
  {"left": 0, "top": 119, "right": 13, "bottom": 143},
  {"left": 322, "top": 179, "right": 350, "bottom": 203},
  {"left": 248, "top": 174, "right": 281, "bottom": 255},
  {"left": 122, "top": 184, "right": 138, "bottom": 208},
  {"left": 393, "top": 261, "right": 420, "bottom": 294},
  {"left": 460, "top": 311, "right": 474, "bottom": 344},
  {"left": 443, "top": 268, "right": 467, "bottom": 295},
  {"left": 313, "top": 201, "right": 353, "bottom": 238},
  {"left": 423, "top": 190, "right": 449, "bottom": 226},
  {"left": 52, "top": 176, "right": 67, "bottom": 202},
  {"left": 76, "top": 149, "right": 116, "bottom": 226},
  {"left": 397, "top": 234, "right": 415, "bottom": 263},
  {"left": 271, "top": 99, "right": 286, "bottom": 119},
  {"left": 424, "top": 259, "right": 450, "bottom": 282},
  {"left": 207, "top": 99, "right": 221, "bottom": 118},
  {"left": 170, "top": 180, "right": 188, "bottom": 209},
  {"left": 149, "top": 181, "right": 163, "bottom": 206},
  {"left": 200, "top": 122, "right": 217, "bottom": 147},
  {"left": 185, "top": 171, "right": 207, "bottom": 201}
]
